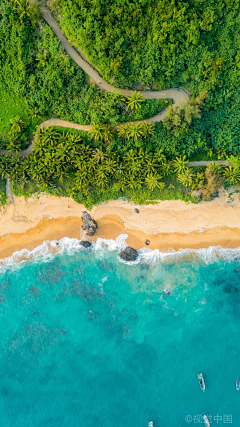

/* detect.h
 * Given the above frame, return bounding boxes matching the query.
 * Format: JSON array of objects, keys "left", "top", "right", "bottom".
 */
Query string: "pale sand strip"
[{"left": 0, "top": 188, "right": 240, "bottom": 260}]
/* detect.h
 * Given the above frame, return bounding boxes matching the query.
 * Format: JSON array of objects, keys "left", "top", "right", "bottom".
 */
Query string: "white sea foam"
[
  {"left": 0, "top": 237, "right": 81, "bottom": 269},
  {"left": 0, "top": 233, "right": 240, "bottom": 269},
  {"left": 94, "top": 234, "right": 128, "bottom": 252}
]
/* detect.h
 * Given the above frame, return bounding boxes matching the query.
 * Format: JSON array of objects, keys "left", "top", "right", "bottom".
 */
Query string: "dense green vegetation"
[
  {"left": 0, "top": 0, "right": 240, "bottom": 207},
  {"left": 0, "top": 178, "right": 7, "bottom": 206},
  {"left": 55, "top": 0, "right": 240, "bottom": 156},
  {"left": 57, "top": 0, "right": 240, "bottom": 90},
  {"left": 0, "top": 83, "right": 43, "bottom": 150},
  {"left": 0, "top": 127, "right": 239, "bottom": 208},
  {"left": 0, "top": 0, "right": 169, "bottom": 147},
  {"left": 0, "top": 84, "right": 39, "bottom": 140}
]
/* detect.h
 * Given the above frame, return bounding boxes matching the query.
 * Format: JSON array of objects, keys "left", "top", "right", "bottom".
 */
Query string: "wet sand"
[{"left": 0, "top": 187, "right": 240, "bottom": 260}]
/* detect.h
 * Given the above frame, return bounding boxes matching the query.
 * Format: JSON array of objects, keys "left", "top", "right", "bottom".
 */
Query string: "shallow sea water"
[{"left": 0, "top": 238, "right": 240, "bottom": 426}]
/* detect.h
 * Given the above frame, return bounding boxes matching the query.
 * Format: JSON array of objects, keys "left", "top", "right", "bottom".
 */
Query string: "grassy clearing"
[
  {"left": 0, "top": 84, "right": 43, "bottom": 146},
  {"left": 0, "top": 84, "right": 171, "bottom": 149}
]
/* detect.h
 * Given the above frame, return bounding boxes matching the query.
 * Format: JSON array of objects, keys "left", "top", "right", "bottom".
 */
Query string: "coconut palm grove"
[{"left": 0, "top": 0, "right": 240, "bottom": 207}]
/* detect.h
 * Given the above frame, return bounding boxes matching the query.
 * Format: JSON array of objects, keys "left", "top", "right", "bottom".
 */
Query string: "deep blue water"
[{"left": 1, "top": 241, "right": 240, "bottom": 426}]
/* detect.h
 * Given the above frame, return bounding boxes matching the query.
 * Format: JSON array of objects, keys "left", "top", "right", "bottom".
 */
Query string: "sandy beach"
[{"left": 0, "top": 187, "right": 240, "bottom": 260}]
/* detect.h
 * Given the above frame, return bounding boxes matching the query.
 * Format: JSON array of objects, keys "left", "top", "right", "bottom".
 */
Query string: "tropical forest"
[{"left": 0, "top": 0, "right": 240, "bottom": 208}]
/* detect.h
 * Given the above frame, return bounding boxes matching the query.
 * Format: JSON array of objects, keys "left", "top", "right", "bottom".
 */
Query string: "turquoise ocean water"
[{"left": 0, "top": 236, "right": 240, "bottom": 426}]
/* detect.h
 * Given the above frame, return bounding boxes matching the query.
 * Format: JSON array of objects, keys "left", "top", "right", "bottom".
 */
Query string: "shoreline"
[
  {"left": 0, "top": 188, "right": 240, "bottom": 261},
  {"left": 1, "top": 219, "right": 240, "bottom": 262}
]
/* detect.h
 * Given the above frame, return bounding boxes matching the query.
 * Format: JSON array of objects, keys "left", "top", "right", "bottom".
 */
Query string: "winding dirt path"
[
  {"left": 2, "top": 7, "right": 228, "bottom": 169},
  {"left": 0, "top": 6, "right": 191, "bottom": 157},
  {"left": 41, "top": 7, "right": 189, "bottom": 104}
]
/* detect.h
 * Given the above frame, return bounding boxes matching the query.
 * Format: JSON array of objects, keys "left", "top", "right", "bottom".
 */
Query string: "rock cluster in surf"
[
  {"left": 79, "top": 240, "right": 92, "bottom": 248},
  {"left": 119, "top": 246, "right": 138, "bottom": 261},
  {"left": 81, "top": 211, "right": 97, "bottom": 236}
]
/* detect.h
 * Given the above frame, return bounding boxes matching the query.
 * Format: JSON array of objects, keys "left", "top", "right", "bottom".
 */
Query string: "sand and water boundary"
[{"left": 0, "top": 188, "right": 240, "bottom": 261}]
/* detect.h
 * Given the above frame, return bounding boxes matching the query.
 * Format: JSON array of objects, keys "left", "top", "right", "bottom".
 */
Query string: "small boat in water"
[
  {"left": 236, "top": 380, "right": 240, "bottom": 390},
  {"left": 197, "top": 373, "right": 205, "bottom": 391},
  {"left": 203, "top": 415, "right": 210, "bottom": 427},
  {"left": 148, "top": 422, "right": 153, "bottom": 427}
]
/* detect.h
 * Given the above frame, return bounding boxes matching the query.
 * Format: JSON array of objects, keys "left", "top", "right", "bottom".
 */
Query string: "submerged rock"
[
  {"left": 119, "top": 246, "right": 138, "bottom": 261},
  {"left": 79, "top": 240, "right": 92, "bottom": 249}
]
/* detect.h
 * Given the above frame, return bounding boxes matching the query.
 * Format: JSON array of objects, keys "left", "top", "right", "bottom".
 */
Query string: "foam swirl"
[{"left": 0, "top": 234, "right": 240, "bottom": 270}]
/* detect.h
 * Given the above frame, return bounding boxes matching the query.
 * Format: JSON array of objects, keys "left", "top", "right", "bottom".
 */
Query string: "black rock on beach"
[
  {"left": 86, "top": 227, "right": 96, "bottom": 237},
  {"left": 81, "top": 211, "right": 97, "bottom": 236},
  {"left": 119, "top": 246, "right": 138, "bottom": 262}
]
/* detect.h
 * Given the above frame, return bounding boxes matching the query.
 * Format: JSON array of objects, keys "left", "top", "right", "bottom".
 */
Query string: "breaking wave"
[{"left": 0, "top": 234, "right": 240, "bottom": 269}]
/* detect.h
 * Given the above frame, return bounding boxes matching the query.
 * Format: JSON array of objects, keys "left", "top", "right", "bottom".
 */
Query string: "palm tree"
[
  {"left": 91, "top": 148, "right": 106, "bottom": 164},
  {"left": 127, "top": 91, "right": 144, "bottom": 110},
  {"left": 223, "top": 166, "right": 240, "bottom": 185},
  {"left": 33, "top": 139, "right": 47, "bottom": 157},
  {"left": 101, "top": 124, "right": 115, "bottom": 145},
  {"left": 153, "top": 149, "right": 166, "bottom": 165},
  {"left": 74, "top": 167, "right": 89, "bottom": 193},
  {"left": 138, "top": 148, "right": 151, "bottom": 162},
  {"left": 73, "top": 152, "right": 91, "bottom": 169},
  {"left": 208, "top": 161, "right": 223, "bottom": 174},
  {"left": 129, "top": 160, "right": 142, "bottom": 176},
  {"left": 55, "top": 168, "right": 69, "bottom": 184},
  {"left": 0, "top": 156, "right": 15, "bottom": 178},
  {"left": 145, "top": 173, "right": 164, "bottom": 190},
  {"left": 89, "top": 124, "right": 114, "bottom": 145},
  {"left": 116, "top": 163, "right": 125, "bottom": 178},
  {"left": 55, "top": 146, "right": 68, "bottom": 162},
  {"left": 191, "top": 172, "right": 205, "bottom": 190},
  {"left": 217, "top": 147, "right": 228, "bottom": 160},
  {"left": 114, "top": 93, "right": 125, "bottom": 103},
  {"left": 173, "top": 155, "right": 188, "bottom": 173},
  {"left": 144, "top": 158, "right": 155, "bottom": 176},
  {"left": 126, "top": 123, "right": 143, "bottom": 141},
  {"left": 118, "top": 174, "right": 128, "bottom": 190},
  {"left": 29, "top": 164, "right": 47, "bottom": 183},
  {"left": 6, "top": 137, "right": 22, "bottom": 154},
  {"left": 42, "top": 128, "right": 60, "bottom": 147},
  {"left": 177, "top": 168, "right": 194, "bottom": 187},
  {"left": 160, "top": 160, "right": 173, "bottom": 176},
  {"left": 117, "top": 124, "right": 128, "bottom": 140},
  {"left": 85, "top": 158, "right": 95, "bottom": 174},
  {"left": 141, "top": 121, "right": 155, "bottom": 138},
  {"left": 36, "top": 51, "right": 49, "bottom": 68},
  {"left": 128, "top": 175, "right": 142, "bottom": 189},
  {"left": 123, "top": 149, "right": 138, "bottom": 166},
  {"left": 12, "top": 0, "right": 40, "bottom": 23},
  {"left": 89, "top": 124, "right": 103, "bottom": 143},
  {"left": 68, "top": 133, "right": 82, "bottom": 145},
  {"left": 95, "top": 165, "right": 108, "bottom": 187},
  {"left": 10, "top": 115, "right": 26, "bottom": 133},
  {"left": 102, "top": 158, "right": 117, "bottom": 174}
]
